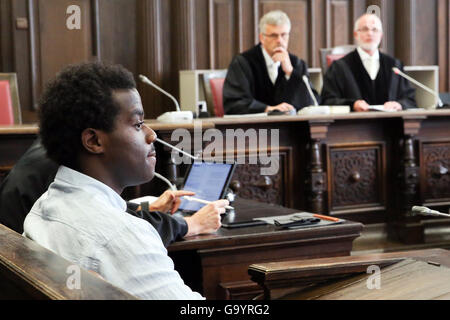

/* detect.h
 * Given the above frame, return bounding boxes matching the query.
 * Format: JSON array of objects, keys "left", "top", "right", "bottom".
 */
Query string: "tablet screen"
[{"left": 178, "top": 162, "right": 235, "bottom": 212}]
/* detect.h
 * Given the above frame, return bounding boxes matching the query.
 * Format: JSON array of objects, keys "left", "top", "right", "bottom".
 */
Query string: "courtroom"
[{"left": 1, "top": 0, "right": 450, "bottom": 306}]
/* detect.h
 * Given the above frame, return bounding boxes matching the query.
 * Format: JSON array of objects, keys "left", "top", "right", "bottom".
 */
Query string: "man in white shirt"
[
  {"left": 23, "top": 62, "right": 229, "bottom": 299},
  {"left": 321, "top": 13, "right": 416, "bottom": 111},
  {"left": 223, "top": 10, "right": 319, "bottom": 114}
]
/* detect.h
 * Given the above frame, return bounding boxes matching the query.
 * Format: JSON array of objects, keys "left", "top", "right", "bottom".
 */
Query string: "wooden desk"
[
  {"left": 168, "top": 198, "right": 363, "bottom": 300},
  {"left": 2, "top": 110, "right": 450, "bottom": 244}
]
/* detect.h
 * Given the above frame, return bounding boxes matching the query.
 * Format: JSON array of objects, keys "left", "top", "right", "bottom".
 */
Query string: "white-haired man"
[
  {"left": 321, "top": 13, "right": 416, "bottom": 111},
  {"left": 223, "top": 10, "right": 318, "bottom": 114}
]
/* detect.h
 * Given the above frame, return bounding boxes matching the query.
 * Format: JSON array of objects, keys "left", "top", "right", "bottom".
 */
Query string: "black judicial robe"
[
  {"left": 0, "top": 138, "right": 187, "bottom": 247},
  {"left": 321, "top": 50, "right": 417, "bottom": 110},
  {"left": 223, "top": 44, "right": 319, "bottom": 114}
]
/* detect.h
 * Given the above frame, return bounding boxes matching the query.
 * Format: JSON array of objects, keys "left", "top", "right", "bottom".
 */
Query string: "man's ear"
[
  {"left": 81, "top": 128, "right": 104, "bottom": 154},
  {"left": 259, "top": 33, "right": 264, "bottom": 45}
]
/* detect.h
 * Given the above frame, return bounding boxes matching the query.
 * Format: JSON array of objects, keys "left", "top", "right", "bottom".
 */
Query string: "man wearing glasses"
[
  {"left": 321, "top": 13, "right": 416, "bottom": 111},
  {"left": 223, "top": 10, "right": 318, "bottom": 115}
]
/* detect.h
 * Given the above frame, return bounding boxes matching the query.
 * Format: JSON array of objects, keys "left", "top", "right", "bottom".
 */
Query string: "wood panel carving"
[
  {"left": 231, "top": 162, "right": 283, "bottom": 204},
  {"left": 328, "top": 0, "right": 350, "bottom": 46},
  {"left": 421, "top": 141, "right": 450, "bottom": 203},
  {"left": 31, "top": 0, "right": 95, "bottom": 109},
  {"left": 227, "top": 148, "right": 292, "bottom": 207},
  {"left": 327, "top": 143, "right": 386, "bottom": 213},
  {"left": 212, "top": 0, "right": 235, "bottom": 68}
]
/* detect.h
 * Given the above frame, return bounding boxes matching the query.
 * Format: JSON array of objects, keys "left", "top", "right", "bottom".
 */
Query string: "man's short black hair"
[{"left": 39, "top": 62, "right": 136, "bottom": 169}]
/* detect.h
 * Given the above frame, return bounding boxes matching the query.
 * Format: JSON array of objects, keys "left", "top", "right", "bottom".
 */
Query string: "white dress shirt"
[
  {"left": 261, "top": 45, "right": 290, "bottom": 84},
  {"left": 357, "top": 46, "right": 380, "bottom": 80},
  {"left": 23, "top": 165, "right": 203, "bottom": 300}
]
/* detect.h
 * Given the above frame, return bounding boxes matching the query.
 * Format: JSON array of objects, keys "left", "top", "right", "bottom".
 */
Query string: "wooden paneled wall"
[{"left": 0, "top": 0, "right": 449, "bottom": 121}]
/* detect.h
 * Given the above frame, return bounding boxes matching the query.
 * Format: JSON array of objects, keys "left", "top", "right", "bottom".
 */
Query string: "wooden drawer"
[
  {"left": 327, "top": 142, "right": 386, "bottom": 214},
  {"left": 420, "top": 140, "right": 450, "bottom": 204},
  {"left": 226, "top": 147, "right": 293, "bottom": 207}
]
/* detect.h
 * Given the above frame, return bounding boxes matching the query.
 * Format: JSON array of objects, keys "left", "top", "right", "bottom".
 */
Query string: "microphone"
[
  {"left": 298, "top": 76, "right": 350, "bottom": 115},
  {"left": 392, "top": 67, "right": 446, "bottom": 108},
  {"left": 411, "top": 206, "right": 450, "bottom": 218},
  {"left": 139, "top": 74, "right": 193, "bottom": 122},
  {"left": 154, "top": 172, "right": 177, "bottom": 191},
  {"left": 302, "top": 75, "right": 319, "bottom": 107}
]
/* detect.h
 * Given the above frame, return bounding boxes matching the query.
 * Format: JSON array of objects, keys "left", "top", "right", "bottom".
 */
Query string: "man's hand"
[
  {"left": 272, "top": 46, "right": 293, "bottom": 76},
  {"left": 149, "top": 190, "right": 195, "bottom": 214},
  {"left": 384, "top": 101, "right": 402, "bottom": 111},
  {"left": 265, "top": 102, "right": 295, "bottom": 113},
  {"left": 353, "top": 100, "right": 370, "bottom": 112},
  {"left": 184, "top": 200, "right": 229, "bottom": 236}
]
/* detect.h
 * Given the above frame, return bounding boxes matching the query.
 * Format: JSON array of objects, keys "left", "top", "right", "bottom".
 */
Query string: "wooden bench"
[
  {"left": 0, "top": 223, "right": 137, "bottom": 299},
  {"left": 248, "top": 248, "right": 450, "bottom": 299}
]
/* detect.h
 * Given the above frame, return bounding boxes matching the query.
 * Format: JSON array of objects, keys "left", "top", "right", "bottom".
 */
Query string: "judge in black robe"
[
  {"left": 223, "top": 10, "right": 318, "bottom": 115},
  {"left": 223, "top": 44, "right": 318, "bottom": 114},
  {"left": 321, "top": 50, "right": 417, "bottom": 110},
  {"left": 321, "top": 13, "right": 416, "bottom": 111}
]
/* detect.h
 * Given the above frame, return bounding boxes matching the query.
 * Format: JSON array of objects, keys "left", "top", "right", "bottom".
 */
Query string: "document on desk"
[
  {"left": 368, "top": 105, "right": 397, "bottom": 112},
  {"left": 254, "top": 212, "right": 344, "bottom": 229},
  {"left": 223, "top": 112, "right": 268, "bottom": 118}
]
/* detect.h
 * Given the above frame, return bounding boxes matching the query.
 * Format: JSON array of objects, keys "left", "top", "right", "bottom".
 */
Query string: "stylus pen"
[
  {"left": 183, "top": 196, "right": 234, "bottom": 210},
  {"left": 155, "top": 138, "right": 198, "bottom": 160}
]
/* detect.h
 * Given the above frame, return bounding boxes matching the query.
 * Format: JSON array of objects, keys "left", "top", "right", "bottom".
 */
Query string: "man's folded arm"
[
  {"left": 321, "top": 63, "right": 358, "bottom": 108},
  {"left": 126, "top": 201, "right": 187, "bottom": 247}
]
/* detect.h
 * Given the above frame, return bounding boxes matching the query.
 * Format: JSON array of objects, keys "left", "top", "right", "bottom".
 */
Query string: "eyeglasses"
[
  {"left": 263, "top": 32, "right": 289, "bottom": 40},
  {"left": 357, "top": 27, "right": 381, "bottom": 34}
]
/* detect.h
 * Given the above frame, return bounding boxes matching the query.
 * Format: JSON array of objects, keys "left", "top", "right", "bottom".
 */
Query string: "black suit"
[
  {"left": 223, "top": 44, "right": 318, "bottom": 114},
  {"left": 0, "top": 138, "right": 187, "bottom": 247},
  {"left": 321, "top": 50, "right": 416, "bottom": 110}
]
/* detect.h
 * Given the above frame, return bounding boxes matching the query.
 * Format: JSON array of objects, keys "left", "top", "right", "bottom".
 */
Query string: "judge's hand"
[
  {"left": 265, "top": 103, "right": 295, "bottom": 113},
  {"left": 384, "top": 101, "right": 402, "bottom": 111},
  {"left": 353, "top": 100, "right": 370, "bottom": 112},
  {"left": 272, "top": 47, "right": 293, "bottom": 76},
  {"left": 184, "top": 200, "right": 229, "bottom": 236},
  {"left": 149, "top": 190, "right": 195, "bottom": 214}
]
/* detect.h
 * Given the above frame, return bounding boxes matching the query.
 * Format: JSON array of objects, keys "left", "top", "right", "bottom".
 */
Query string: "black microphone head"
[{"left": 437, "top": 103, "right": 450, "bottom": 109}]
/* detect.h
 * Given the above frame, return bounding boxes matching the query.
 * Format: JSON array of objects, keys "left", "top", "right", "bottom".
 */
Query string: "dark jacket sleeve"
[
  {"left": 321, "top": 61, "right": 359, "bottom": 108},
  {"left": 126, "top": 201, "right": 188, "bottom": 247},
  {"left": 223, "top": 55, "right": 268, "bottom": 114}
]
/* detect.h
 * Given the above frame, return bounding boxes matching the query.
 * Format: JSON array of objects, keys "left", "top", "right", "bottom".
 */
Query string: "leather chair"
[
  {"left": 319, "top": 44, "right": 356, "bottom": 74},
  {"left": 0, "top": 80, "right": 14, "bottom": 125},
  {"left": 0, "top": 73, "right": 22, "bottom": 125},
  {"left": 202, "top": 70, "right": 227, "bottom": 117}
]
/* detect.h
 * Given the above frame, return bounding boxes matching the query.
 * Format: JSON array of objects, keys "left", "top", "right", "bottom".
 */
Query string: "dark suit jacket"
[
  {"left": 223, "top": 44, "right": 319, "bottom": 114},
  {"left": 321, "top": 50, "right": 417, "bottom": 110},
  {"left": 0, "top": 138, "right": 187, "bottom": 247}
]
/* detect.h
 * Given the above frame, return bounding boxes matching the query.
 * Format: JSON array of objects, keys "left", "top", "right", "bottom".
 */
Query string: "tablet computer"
[{"left": 176, "top": 161, "right": 236, "bottom": 214}]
